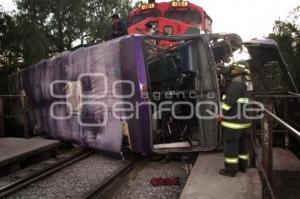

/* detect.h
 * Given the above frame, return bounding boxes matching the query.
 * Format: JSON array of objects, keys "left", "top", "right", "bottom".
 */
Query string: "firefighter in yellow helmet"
[{"left": 219, "top": 61, "right": 253, "bottom": 177}]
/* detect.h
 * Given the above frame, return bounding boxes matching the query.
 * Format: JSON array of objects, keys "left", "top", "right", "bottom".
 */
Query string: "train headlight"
[{"left": 164, "top": 26, "right": 173, "bottom": 35}]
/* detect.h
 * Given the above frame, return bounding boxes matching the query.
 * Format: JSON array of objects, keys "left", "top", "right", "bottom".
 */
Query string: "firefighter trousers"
[{"left": 223, "top": 127, "right": 250, "bottom": 173}]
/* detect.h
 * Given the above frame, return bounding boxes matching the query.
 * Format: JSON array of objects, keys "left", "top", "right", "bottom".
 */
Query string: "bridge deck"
[
  {"left": 180, "top": 152, "right": 261, "bottom": 199},
  {"left": 273, "top": 148, "right": 300, "bottom": 198}
]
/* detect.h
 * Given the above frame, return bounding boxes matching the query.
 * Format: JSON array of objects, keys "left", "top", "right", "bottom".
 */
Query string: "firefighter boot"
[{"left": 239, "top": 157, "right": 249, "bottom": 173}]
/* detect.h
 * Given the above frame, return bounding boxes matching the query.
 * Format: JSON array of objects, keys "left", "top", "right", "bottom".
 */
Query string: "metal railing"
[
  {"left": 289, "top": 92, "right": 300, "bottom": 98},
  {"left": 250, "top": 102, "right": 300, "bottom": 199},
  {"left": 264, "top": 108, "right": 300, "bottom": 137}
]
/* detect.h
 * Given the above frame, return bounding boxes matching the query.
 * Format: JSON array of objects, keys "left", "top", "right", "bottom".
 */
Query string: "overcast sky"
[{"left": 1, "top": 0, "right": 299, "bottom": 40}]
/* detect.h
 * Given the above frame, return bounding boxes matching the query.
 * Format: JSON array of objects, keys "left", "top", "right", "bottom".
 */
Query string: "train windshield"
[
  {"left": 164, "top": 10, "right": 201, "bottom": 22},
  {"left": 130, "top": 11, "right": 161, "bottom": 25}
]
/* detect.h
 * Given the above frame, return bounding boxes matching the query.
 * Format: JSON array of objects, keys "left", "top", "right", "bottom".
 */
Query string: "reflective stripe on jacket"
[
  {"left": 221, "top": 75, "right": 252, "bottom": 128},
  {"left": 221, "top": 121, "right": 251, "bottom": 129}
]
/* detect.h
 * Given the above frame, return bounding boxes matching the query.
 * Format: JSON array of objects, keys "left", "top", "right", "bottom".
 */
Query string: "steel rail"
[
  {"left": 83, "top": 157, "right": 143, "bottom": 199},
  {"left": 0, "top": 149, "right": 93, "bottom": 198}
]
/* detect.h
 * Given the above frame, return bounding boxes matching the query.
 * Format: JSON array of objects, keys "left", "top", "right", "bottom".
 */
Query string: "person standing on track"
[{"left": 219, "top": 61, "right": 253, "bottom": 177}]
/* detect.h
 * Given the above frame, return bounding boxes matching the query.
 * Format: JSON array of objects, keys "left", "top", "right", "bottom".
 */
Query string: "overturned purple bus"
[
  {"left": 7, "top": 34, "right": 298, "bottom": 155},
  {"left": 7, "top": 35, "right": 222, "bottom": 155}
]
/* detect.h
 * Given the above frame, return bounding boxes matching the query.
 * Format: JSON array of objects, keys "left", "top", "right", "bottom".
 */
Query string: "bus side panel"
[{"left": 7, "top": 37, "right": 126, "bottom": 154}]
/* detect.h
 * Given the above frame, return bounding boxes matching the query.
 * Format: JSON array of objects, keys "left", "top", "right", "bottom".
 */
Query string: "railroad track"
[
  {"left": 83, "top": 157, "right": 144, "bottom": 199},
  {"left": 0, "top": 149, "right": 93, "bottom": 198}
]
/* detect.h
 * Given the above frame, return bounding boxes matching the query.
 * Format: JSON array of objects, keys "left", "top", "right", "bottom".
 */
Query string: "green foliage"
[
  {"left": 269, "top": 5, "right": 300, "bottom": 90},
  {"left": 13, "top": 0, "right": 132, "bottom": 65},
  {"left": 0, "top": 9, "right": 21, "bottom": 68},
  {"left": 0, "top": 0, "right": 132, "bottom": 79},
  {"left": 0, "top": 7, "right": 23, "bottom": 92}
]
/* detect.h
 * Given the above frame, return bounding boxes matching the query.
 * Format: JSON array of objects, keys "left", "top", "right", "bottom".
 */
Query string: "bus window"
[
  {"left": 164, "top": 10, "right": 201, "bottom": 22},
  {"left": 130, "top": 11, "right": 161, "bottom": 25}
]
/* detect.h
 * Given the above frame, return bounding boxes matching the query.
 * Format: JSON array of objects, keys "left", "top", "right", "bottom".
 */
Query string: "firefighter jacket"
[{"left": 221, "top": 75, "right": 252, "bottom": 130}]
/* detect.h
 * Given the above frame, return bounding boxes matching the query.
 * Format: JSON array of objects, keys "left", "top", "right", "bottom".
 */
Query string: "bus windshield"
[
  {"left": 164, "top": 10, "right": 201, "bottom": 22},
  {"left": 130, "top": 11, "right": 161, "bottom": 25}
]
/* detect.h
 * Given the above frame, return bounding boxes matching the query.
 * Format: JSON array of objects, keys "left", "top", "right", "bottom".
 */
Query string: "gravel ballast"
[
  {"left": 6, "top": 154, "right": 125, "bottom": 199},
  {"left": 112, "top": 160, "right": 190, "bottom": 199}
]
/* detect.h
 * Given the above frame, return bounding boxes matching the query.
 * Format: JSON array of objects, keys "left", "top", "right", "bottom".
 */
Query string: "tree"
[
  {"left": 0, "top": 0, "right": 132, "bottom": 92},
  {"left": 0, "top": 7, "right": 23, "bottom": 92},
  {"left": 14, "top": 0, "right": 132, "bottom": 66},
  {"left": 269, "top": 5, "right": 300, "bottom": 90},
  {"left": 0, "top": 8, "right": 22, "bottom": 69}
]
